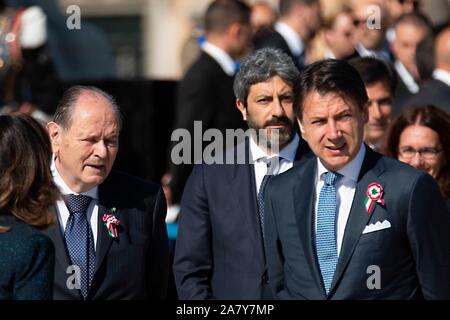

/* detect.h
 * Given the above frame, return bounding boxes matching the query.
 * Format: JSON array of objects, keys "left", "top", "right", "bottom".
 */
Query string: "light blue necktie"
[
  {"left": 316, "top": 171, "right": 341, "bottom": 295},
  {"left": 257, "top": 157, "right": 279, "bottom": 241}
]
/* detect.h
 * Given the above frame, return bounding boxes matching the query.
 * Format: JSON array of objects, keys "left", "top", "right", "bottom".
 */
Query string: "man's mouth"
[
  {"left": 325, "top": 143, "right": 346, "bottom": 152},
  {"left": 86, "top": 164, "right": 105, "bottom": 170}
]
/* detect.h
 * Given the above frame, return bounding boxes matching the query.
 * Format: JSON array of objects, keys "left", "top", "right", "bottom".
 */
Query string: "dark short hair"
[
  {"left": 386, "top": 105, "right": 450, "bottom": 199},
  {"left": 279, "top": 0, "right": 319, "bottom": 16},
  {"left": 233, "top": 48, "right": 299, "bottom": 106},
  {"left": 394, "top": 12, "right": 432, "bottom": 33},
  {"left": 294, "top": 59, "right": 368, "bottom": 120},
  {"left": 53, "top": 85, "right": 122, "bottom": 131},
  {"left": 349, "top": 57, "right": 397, "bottom": 95},
  {"left": 204, "top": 0, "right": 251, "bottom": 34},
  {"left": 0, "top": 114, "right": 59, "bottom": 231}
]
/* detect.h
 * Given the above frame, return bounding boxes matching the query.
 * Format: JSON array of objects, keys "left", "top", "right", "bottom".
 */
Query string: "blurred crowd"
[{"left": 166, "top": 0, "right": 450, "bottom": 218}]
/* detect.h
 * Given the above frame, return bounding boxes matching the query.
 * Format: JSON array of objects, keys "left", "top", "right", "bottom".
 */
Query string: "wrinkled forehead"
[{"left": 68, "top": 93, "right": 121, "bottom": 129}]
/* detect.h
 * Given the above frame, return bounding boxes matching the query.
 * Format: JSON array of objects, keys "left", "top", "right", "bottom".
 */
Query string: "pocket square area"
[{"left": 362, "top": 220, "right": 391, "bottom": 234}]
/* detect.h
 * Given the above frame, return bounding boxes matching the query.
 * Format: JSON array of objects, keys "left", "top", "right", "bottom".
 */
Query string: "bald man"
[{"left": 406, "top": 27, "right": 450, "bottom": 115}]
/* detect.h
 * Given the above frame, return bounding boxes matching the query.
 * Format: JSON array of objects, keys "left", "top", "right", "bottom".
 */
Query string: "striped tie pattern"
[{"left": 316, "top": 171, "right": 341, "bottom": 295}]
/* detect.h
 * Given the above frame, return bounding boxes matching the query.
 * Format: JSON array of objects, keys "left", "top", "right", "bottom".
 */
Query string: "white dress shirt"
[
  {"left": 355, "top": 42, "right": 391, "bottom": 63},
  {"left": 275, "top": 22, "right": 305, "bottom": 57},
  {"left": 314, "top": 144, "right": 366, "bottom": 255},
  {"left": 250, "top": 134, "right": 300, "bottom": 194},
  {"left": 394, "top": 61, "right": 420, "bottom": 94},
  {"left": 202, "top": 41, "right": 236, "bottom": 76},
  {"left": 433, "top": 68, "right": 450, "bottom": 87},
  {"left": 51, "top": 158, "right": 99, "bottom": 250}
]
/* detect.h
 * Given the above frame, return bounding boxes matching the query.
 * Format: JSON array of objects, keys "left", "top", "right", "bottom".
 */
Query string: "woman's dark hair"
[
  {"left": 386, "top": 105, "right": 450, "bottom": 199},
  {"left": 0, "top": 114, "right": 59, "bottom": 232}
]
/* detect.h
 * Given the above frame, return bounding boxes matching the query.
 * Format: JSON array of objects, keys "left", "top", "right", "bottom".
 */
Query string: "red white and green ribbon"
[
  {"left": 365, "top": 183, "right": 385, "bottom": 213},
  {"left": 103, "top": 209, "right": 120, "bottom": 238}
]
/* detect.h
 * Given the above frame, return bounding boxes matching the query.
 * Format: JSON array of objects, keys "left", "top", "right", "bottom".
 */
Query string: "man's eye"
[{"left": 106, "top": 140, "right": 118, "bottom": 147}]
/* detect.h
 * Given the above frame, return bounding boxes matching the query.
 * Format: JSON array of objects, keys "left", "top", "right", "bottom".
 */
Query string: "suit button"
[{"left": 262, "top": 274, "right": 269, "bottom": 284}]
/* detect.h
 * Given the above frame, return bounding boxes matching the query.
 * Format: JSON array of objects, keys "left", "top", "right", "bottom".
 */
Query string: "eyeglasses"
[{"left": 398, "top": 147, "right": 442, "bottom": 159}]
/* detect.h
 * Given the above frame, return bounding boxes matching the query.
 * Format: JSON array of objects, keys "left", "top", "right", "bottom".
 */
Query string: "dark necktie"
[
  {"left": 257, "top": 157, "right": 280, "bottom": 240},
  {"left": 64, "top": 194, "right": 95, "bottom": 300},
  {"left": 294, "top": 51, "right": 306, "bottom": 70},
  {"left": 316, "top": 171, "right": 342, "bottom": 295}
]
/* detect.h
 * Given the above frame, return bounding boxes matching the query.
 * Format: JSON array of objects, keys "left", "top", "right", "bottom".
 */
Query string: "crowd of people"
[{"left": 0, "top": 0, "right": 449, "bottom": 301}]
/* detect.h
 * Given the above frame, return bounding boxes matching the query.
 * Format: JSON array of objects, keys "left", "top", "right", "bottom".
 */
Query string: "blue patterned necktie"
[
  {"left": 258, "top": 157, "right": 279, "bottom": 240},
  {"left": 316, "top": 171, "right": 341, "bottom": 295},
  {"left": 64, "top": 194, "right": 95, "bottom": 300}
]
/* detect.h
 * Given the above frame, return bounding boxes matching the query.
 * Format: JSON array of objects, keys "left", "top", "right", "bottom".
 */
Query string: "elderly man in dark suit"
[
  {"left": 173, "top": 48, "right": 311, "bottom": 300},
  {"left": 45, "top": 86, "right": 169, "bottom": 300},
  {"left": 264, "top": 59, "right": 450, "bottom": 299}
]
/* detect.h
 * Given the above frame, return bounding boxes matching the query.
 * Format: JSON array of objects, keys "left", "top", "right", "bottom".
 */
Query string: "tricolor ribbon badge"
[
  {"left": 103, "top": 208, "right": 120, "bottom": 238},
  {"left": 365, "top": 183, "right": 385, "bottom": 213}
]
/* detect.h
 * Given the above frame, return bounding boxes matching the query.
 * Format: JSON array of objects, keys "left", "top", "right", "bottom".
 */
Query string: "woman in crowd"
[
  {"left": 0, "top": 114, "right": 60, "bottom": 300},
  {"left": 386, "top": 105, "right": 450, "bottom": 209}
]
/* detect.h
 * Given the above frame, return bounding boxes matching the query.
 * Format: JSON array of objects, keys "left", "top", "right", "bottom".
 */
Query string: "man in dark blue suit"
[
  {"left": 173, "top": 48, "right": 311, "bottom": 299},
  {"left": 254, "top": 0, "right": 322, "bottom": 70},
  {"left": 45, "top": 86, "right": 169, "bottom": 300},
  {"left": 264, "top": 59, "right": 450, "bottom": 299}
]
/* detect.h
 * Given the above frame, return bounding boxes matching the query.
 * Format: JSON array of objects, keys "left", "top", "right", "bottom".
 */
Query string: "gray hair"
[
  {"left": 233, "top": 48, "right": 299, "bottom": 107},
  {"left": 53, "top": 85, "right": 123, "bottom": 130}
]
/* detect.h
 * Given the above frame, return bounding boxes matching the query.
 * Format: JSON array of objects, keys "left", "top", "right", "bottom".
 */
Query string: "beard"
[{"left": 247, "top": 114, "right": 296, "bottom": 151}]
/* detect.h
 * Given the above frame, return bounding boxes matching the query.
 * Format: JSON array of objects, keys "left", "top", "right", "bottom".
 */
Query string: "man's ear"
[
  {"left": 47, "top": 122, "right": 62, "bottom": 154},
  {"left": 228, "top": 22, "right": 241, "bottom": 40},
  {"left": 236, "top": 98, "right": 248, "bottom": 121},
  {"left": 298, "top": 118, "right": 306, "bottom": 137}
]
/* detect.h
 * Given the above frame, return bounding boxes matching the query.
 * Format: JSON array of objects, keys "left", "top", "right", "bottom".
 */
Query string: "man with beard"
[
  {"left": 349, "top": 57, "right": 397, "bottom": 152},
  {"left": 173, "top": 48, "right": 311, "bottom": 299}
]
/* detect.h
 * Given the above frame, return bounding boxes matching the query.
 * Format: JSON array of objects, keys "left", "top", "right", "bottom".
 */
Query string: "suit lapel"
[
  {"left": 94, "top": 203, "right": 116, "bottom": 275},
  {"left": 293, "top": 159, "right": 324, "bottom": 296},
  {"left": 44, "top": 207, "right": 71, "bottom": 270},
  {"left": 329, "top": 148, "right": 385, "bottom": 294},
  {"left": 226, "top": 140, "right": 265, "bottom": 263}
]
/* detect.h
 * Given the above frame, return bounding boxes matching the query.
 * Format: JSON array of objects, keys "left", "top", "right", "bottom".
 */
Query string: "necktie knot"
[
  {"left": 64, "top": 194, "right": 92, "bottom": 214},
  {"left": 324, "top": 171, "right": 341, "bottom": 186},
  {"left": 263, "top": 156, "right": 281, "bottom": 176}
]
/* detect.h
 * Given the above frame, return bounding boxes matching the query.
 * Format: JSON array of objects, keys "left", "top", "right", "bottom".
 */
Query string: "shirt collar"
[
  {"left": 433, "top": 69, "right": 450, "bottom": 87},
  {"left": 316, "top": 143, "right": 366, "bottom": 183},
  {"left": 394, "top": 61, "right": 419, "bottom": 93},
  {"left": 355, "top": 42, "right": 391, "bottom": 62},
  {"left": 275, "top": 22, "right": 304, "bottom": 56},
  {"left": 250, "top": 133, "right": 300, "bottom": 162},
  {"left": 51, "top": 156, "right": 98, "bottom": 199},
  {"left": 202, "top": 41, "right": 236, "bottom": 76}
]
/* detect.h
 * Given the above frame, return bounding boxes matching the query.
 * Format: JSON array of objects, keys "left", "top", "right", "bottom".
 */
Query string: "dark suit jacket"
[
  {"left": 169, "top": 51, "right": 246, "bottom": 204},
  {"left": 173, "top": 138, "right": 312, "bottom": 299},
  {"left": 0, "top": 215, "right": 55, "bottom": 300},
  {"left": 405, "top": 78, "right": 450, "bottom": 115},
  {"left": 264, "top": 146, "right": 450, "bottom": 299},
  {"left": 44, "top": 170, "right": 169, "bottom": 300},
  {"left": 393, "top": 70, "right": 416, "bottom": 116},
  {"left": 254, "top": 30, "right": 304, "bottom": 70}
]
